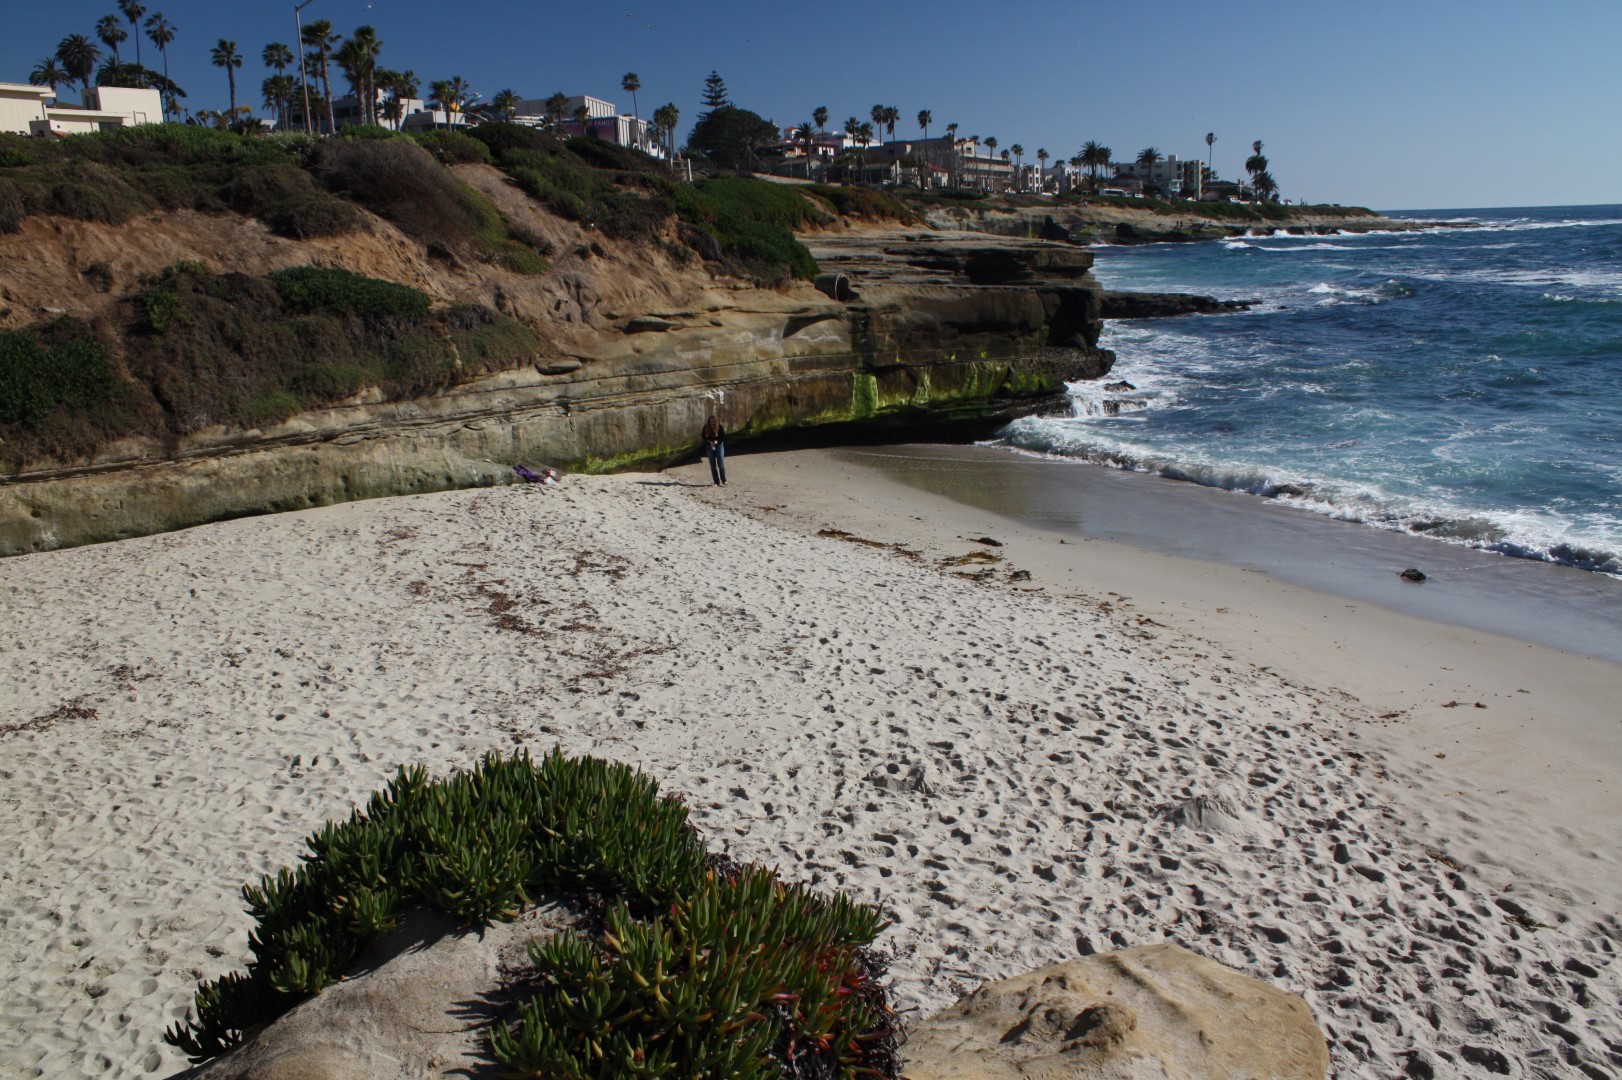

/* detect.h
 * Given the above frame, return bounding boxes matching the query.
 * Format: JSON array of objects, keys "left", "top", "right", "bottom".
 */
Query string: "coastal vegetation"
[
  {"left": 0, "top": 258, "right": 539, "bottom": 467},
  {"left": 164, "top": 749, "right": 899, "bottom": 1078},
  {"left": 0, "top": 118, "right": 919, "bottom": 468}
]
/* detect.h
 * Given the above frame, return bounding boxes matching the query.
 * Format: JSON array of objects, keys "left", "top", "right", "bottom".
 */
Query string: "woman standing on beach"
[{"left": 702, "top": 415, "right": 727, "bottom": 486}]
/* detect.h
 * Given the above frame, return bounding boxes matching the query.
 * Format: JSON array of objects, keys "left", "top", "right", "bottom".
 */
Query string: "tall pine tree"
[{"left": 700, "top": 70, "right": 729, "bottom": 111}]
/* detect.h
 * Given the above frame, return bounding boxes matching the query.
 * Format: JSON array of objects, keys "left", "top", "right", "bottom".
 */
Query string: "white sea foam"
[{"left": 1004, "top": 414, "right": 1622, "bottom": 576}]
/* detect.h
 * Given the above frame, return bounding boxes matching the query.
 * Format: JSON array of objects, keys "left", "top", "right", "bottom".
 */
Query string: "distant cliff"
[{"left": 1, "top": 128, "right": 1127, "bottom": 555}]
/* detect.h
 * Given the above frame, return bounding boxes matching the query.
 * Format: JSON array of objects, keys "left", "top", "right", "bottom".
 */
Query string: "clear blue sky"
[{"left": 8, "top": 0, "right": 1619, "bottom": 210}]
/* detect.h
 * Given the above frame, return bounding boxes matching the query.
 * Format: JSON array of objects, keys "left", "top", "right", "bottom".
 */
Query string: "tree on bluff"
[{"left": 686, "top": 106, "right": 780, "bottom": 173}]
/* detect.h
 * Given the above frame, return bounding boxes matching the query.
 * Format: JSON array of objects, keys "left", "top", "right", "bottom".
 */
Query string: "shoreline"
[
  {"left": 1, "top": 454, "right": 1617, "bottom": 1076},
  {"left": 713, "top": 447, "right": 1622, "bottom": 913},
  {"left": 822, "top": 443, "right": 1622, "bottom": 664}
]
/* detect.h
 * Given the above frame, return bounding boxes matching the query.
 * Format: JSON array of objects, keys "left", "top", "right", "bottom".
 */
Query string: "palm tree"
[
  {"left": 429, "top": 75, "right": 471, "bottom": 130},
  {"left": 300, "top": 18, "right": 338, "bottom": 133},
  {"left": 1251, "top": 169, "right": 1278, "bottom": 203},
  {"left": 56, "top": 35, "right": 102, "bottom": 96},
  {"left": 262, "top": 73, "right": 294, "bottom": 129},
  {"left": 545, "top": 91, "right": 570, "bottom": 130},
  {"left": 119, "top": 0, "right": 147, "bottom": 82},
  {"left": 380, "top": 69, "right": 418, "bottom": 129},
  {"left": 1079, "top": 140, "right": 1109, "bottom": 188},
  {"left": 1244, "top": 139, "right": 1266, "bottom": 186},
  {"left": 883, "top": 105, "right": 899, "bottom": 144},
  {"left": 652, "top": 102, "right": 679, "bottom": 161},
  {"left": 813, "top": 105, "right": 828, "bottom": 133},
  {"left": 793, "top": 121, "right": 815, "bottom": 177},
  {"left": 619, "top": 70, "right": 639, "bottom": 147},
  {"left": 144, "top": 13, "right": 175, "bottom": 120},
  {"left": 1036, "top": 148, "right": 1049, "bottom": 192},
  {"left": 30, "top": 58, "right": 67, "bottom": 95},
  {"left": 1205, "top": 131, "right": 1216, "bottom": 172},
  {"left": 1010, "top": 143, "right": 1024, "bottom": 191},
  {"left": 490, "top": 88, "right": 519, "bottom": 122},
  {"left": 1136, "top": 147, "right": 1161, "bottom": 194},
  {"left": 262, "top": 44, "right": 292, "bottom": 127},
  {"left": 915, "top": 109, "right": 931, "bottom": 185},
  {"left": 351, "top": 26, "right": 383, "bottom": 125},
  {"left": 335, "top": 27, "right": 383, "bottom": 126},
  {"left": 621, "top": 72, "right": 640, "bottom": 142},
  {"left": 96, "top": 15, "right": 128, "bottom": 67},
  {"left": 945, "top": 122, "right": 958, "bottom": 186},
  {"left": 870, "top": 104, "right": 887, "bottom": 146},
  {"left": 263, "top": 41, "right": 293, "bottom": 75},
  {"left": 210, "top": 39, "right": 241, "bottom": 118}
]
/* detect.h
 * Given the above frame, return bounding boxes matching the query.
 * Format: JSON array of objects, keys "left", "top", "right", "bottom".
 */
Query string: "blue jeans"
[{"left": 707, "top": 442, "right": 727, "bottom": 484}]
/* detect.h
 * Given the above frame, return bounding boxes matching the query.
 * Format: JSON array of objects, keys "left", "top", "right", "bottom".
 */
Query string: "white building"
[
  {"left": 1112, "top": 154, "right": 1204, "bottom": 197},
  {"left": 0, "top": 82, "right": 52, "bottom": 134},
  {"left": 509, "top": 94, "right": 651, "bottom": 151},
  {"left": 0, "top": 83, "right": 163, "bottom": 137}
]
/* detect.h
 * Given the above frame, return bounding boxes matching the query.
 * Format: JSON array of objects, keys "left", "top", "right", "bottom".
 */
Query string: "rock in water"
[
  {"left": 903, "top": 944, "right": 1328, "bottom": 1079},
  {"left": 1400, "top": 568, "right": 1427, "bottom": 583}
]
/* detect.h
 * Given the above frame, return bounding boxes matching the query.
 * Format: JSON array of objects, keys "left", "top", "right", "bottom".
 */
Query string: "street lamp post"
[{"left": 293, "top": 0, "right": 316, "bottom": 135}]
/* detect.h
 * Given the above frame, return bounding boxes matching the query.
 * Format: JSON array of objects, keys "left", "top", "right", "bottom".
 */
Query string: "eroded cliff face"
[{"left": 1, "top": 204, "right": 1113, "bottom": 555}]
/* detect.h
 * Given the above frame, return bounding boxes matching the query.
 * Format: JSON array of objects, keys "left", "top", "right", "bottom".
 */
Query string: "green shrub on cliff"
[
  {"left": 0, "top": 327, "right": 118, "bottom": 425},
  {"left": 269, "top": 266, "right": 432, "bottom": 320},
  {"left": 164, "top": 749, "right": 898, "bottom": 1080},
  {"left": 0, "top": 262, "right": 539, "bottom": 465},
  {"left": 410, "top": 130, "right": 494, "bottom": 166},
  {"left": 310, "top": 137, "right": 548, "bottom": 273},
  {"left": 807, "top": 184, "right": 917, "bottom": 224},
  {"left": 673, "top": 177, "right": 820, "bottom": 282},
  {"left": 0, "top": 321, "right": 154, "bottom": 464}
]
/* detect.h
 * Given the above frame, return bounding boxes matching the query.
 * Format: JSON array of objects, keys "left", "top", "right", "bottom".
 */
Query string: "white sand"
[{"left": 1, "top": 451, "right": 1617, "bottom": 1078}]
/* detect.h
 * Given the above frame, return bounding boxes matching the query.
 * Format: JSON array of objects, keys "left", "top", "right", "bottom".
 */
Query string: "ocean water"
[{"left": 997, "top": 205, "right": 1622, "bottom": 578}]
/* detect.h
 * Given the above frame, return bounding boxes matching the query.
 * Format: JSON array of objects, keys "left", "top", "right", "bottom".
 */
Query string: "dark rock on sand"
[{"left": 1400, "top": 568, "right": 1427, "bottom": 583}]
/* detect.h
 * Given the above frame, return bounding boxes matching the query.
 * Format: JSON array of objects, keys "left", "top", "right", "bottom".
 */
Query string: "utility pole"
[{"left": 294, "top": 0, "right": 316, "bottom": 135}]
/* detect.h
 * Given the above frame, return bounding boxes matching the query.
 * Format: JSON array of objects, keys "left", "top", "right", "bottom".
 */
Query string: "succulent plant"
[{"left": 165, "top": 748, "right": 897, "bottom": 1079}]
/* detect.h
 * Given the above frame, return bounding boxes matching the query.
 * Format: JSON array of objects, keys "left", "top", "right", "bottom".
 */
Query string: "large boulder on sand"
[
  {"left": 178, "top": 903, "right": 575, "bottom": 1080},
  {"left": 902, "top": 944, "right": 1328, "bottom": 1079}
]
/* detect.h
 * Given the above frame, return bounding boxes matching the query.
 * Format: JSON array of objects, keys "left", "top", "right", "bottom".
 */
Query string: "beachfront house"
[{"left": 0, "top": 82, "right": 163, "bottom": 137}]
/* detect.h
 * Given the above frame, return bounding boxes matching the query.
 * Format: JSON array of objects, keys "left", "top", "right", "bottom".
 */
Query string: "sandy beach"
[{"left": 2, "top": 448, "right": 1618, "bottom": 1078}]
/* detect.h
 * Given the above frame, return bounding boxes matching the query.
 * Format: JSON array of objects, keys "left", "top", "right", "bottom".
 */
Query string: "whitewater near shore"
[{"left": 1, "top": 450, "right": 1617, "bottom": 1078}]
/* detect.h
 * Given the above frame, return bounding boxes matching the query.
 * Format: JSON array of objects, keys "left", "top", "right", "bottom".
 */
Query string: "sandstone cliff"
[{"left": 1, "top": 173, "right": 1123, "bottom": 555}]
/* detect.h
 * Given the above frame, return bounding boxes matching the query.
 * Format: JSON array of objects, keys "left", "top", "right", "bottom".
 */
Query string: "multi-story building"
[
  {"left": 1112, "top": 154, "right": 1206, "bottom": 198},
  {"left": 508, "top": 95, "right": 652, "bottom": 151},
  {"left": 0, "top": 83, "right": 163, "bottom": 136}
]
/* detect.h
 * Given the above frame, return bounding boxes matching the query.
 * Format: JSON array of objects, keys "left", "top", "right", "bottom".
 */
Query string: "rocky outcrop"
[
  {"left": 1100, "top": 291, "right": 1254, "bottom": 319},
  {"left": 0, "top": 228, "right": 1118, "bottom": 556},
  {"left": 903, "top": 945, "right": 1329, "bottom": 1079},
  {"left": 179, "top": 904, "right": 574, "bottom": 1080},
  {"left": 915, "top": 201, "right": 1415, "bottom": 246},
  {"left": 180, "top": 935, "right": 1328, "bottom": 1080}
]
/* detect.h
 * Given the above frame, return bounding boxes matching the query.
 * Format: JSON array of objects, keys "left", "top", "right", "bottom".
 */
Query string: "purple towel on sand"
[{"left": 514, "top": 465, "right": 543, "bottom": 483}]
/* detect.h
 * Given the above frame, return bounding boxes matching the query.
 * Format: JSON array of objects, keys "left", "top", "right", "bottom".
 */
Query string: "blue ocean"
[{"left": 998, "top": 205, "right": 1622, "bottom": 578}]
